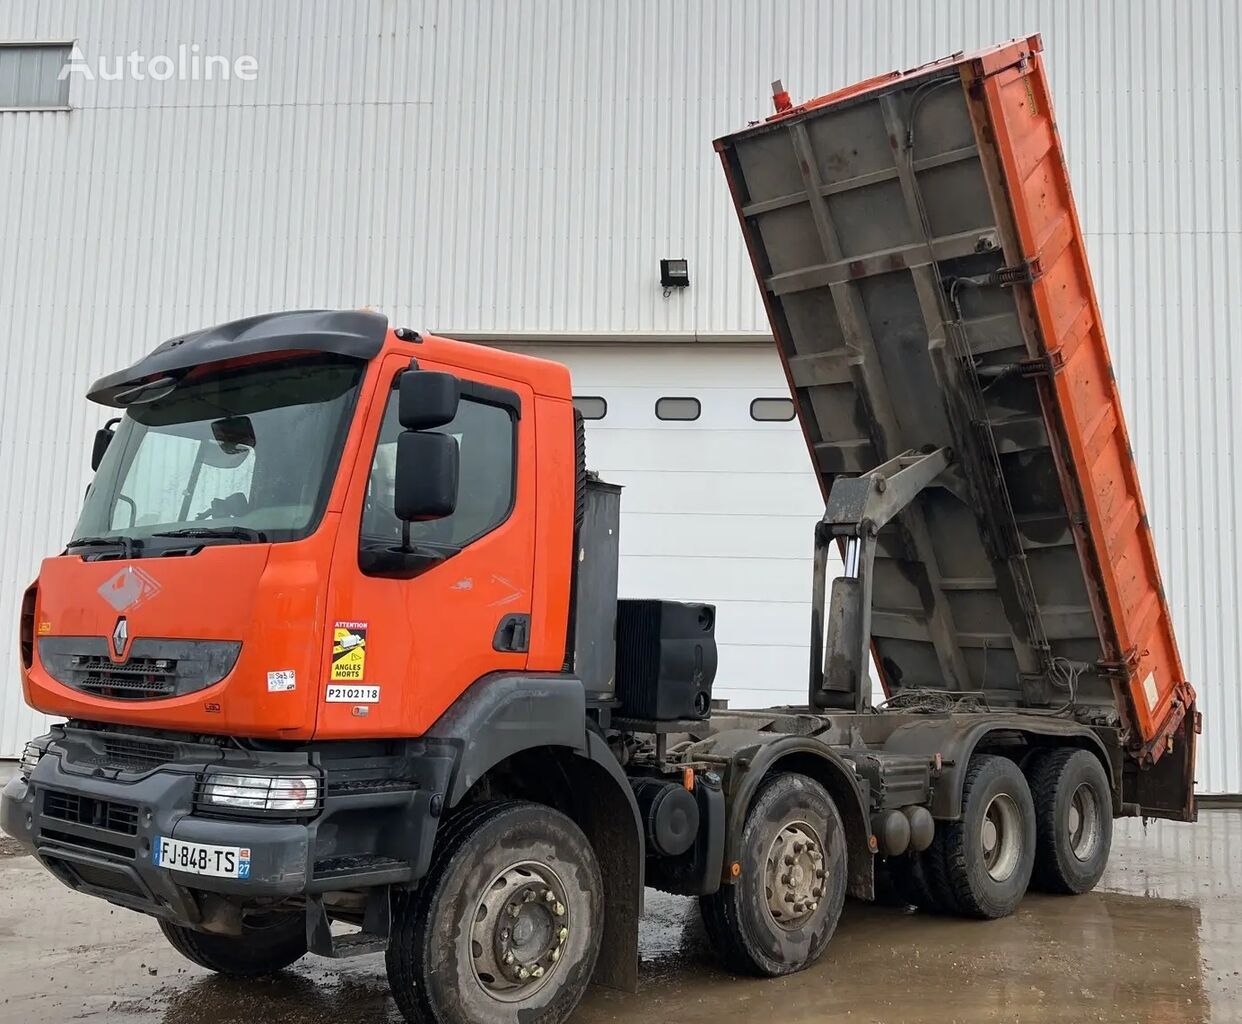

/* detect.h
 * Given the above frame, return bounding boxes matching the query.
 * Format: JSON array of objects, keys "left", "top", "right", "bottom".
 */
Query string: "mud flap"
[
  {"left": 1129, "top": 702, "right": 1198, "bottom": 822},
  {"left": 579, "top": 733, "right": 643, "bottom": 992}
]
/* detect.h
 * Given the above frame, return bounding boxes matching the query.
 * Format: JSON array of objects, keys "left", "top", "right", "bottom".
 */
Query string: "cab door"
[{"left": 317, "top": 352, "right": 536, "bottom": 738}]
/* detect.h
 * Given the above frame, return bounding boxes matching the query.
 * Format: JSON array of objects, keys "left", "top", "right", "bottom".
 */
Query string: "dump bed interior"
[{"left": 716, "top": 36, "right": 1194, "bottom": 767}]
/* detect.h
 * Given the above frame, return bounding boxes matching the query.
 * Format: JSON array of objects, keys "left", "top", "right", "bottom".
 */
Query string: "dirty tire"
[
  {"left": 158, "top": 913, "right": 306, "bottom": 976},
  {"left": 1029, "top": 748, "right": 1113, "bottom": 894},
  {"left": 936, "top": 754, "right": 1035, "bottom": 919},
  {"left": 385, "top": 801, "right": 603, "bottom": 1024},
  {"left": 700, "top": 772, "right": 847, "bottom": 977},
  {"left": 920, "top": 827, "right": 966, "bottom": 915},
  {"left": 888, "top": 848, "right": 951, "bottom": 913}
]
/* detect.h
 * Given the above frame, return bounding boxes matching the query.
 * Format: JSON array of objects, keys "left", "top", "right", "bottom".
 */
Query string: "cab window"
[{"left": 360, "top": 386, "right": 516, "bottom": 554}]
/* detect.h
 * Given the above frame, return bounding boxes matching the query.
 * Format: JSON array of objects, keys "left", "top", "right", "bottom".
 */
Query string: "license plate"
[{"left": 153, "top": 836, "right": 250, "bottom": 879}]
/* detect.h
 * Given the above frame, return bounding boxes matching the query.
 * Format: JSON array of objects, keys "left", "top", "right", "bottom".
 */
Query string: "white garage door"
[{"left": 512, "top": 342, "right": 841, "bottom": 710}]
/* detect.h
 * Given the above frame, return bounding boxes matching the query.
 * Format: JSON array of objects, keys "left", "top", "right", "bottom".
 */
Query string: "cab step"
[
  {"left": 306, "top": 888, "right": 391, "bottom": 959},
  {"left": 320, "top": 930, "right": 388, "bottom": 958},
  {"left": 312, "top": 853, "right": 409, "bottom": 885}
]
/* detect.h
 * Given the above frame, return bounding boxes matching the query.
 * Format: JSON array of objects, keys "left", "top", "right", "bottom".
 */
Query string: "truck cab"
[
  {"left": 7, "top": 308, "right": 650, "bottom": 1021},
  {"left": 28, "top": 310, "right": 580, "bottom": 741}
]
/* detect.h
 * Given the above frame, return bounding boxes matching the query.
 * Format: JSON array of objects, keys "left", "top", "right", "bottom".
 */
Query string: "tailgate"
[{"left": 714, "top": 35, "right": 1195, "bottom": 818}]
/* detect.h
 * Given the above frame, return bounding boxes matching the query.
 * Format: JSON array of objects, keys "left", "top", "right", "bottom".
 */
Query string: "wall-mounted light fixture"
[{"left": 660, "top": 258, "right": 690, "bottom": 289}]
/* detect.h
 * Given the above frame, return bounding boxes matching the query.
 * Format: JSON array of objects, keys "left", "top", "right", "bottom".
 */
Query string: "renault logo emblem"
[{"left": 111, "top": 617, "right": 129, "bottom": 659}]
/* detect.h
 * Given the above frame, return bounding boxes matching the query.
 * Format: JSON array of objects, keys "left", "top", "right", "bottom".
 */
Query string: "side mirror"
[
  {"left": 399, "top": 370, "right": 460, "bottom": 430},
  {"left": 394, "top": 431, "right": 459, "bottom": 521},
  {"left": 91, "top": 418, "right": 121, "bottom": 471}
]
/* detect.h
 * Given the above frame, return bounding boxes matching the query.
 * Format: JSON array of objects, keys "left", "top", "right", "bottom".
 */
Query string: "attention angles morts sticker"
[{"left": 331, "top": 621, "right": 368, "bottom": 681}]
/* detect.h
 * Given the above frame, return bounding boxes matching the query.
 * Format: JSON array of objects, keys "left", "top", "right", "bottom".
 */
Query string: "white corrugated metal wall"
[{"left": 0, "top": 0, "right": 1238, "bottom": 792}]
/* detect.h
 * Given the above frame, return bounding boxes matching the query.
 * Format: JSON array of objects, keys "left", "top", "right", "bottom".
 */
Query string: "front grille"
[
  {"left": 40, "top": 637, "right": 241, "bottom": 701},
  {"left": 76, "top": 735, "right": 177, "bottom": 772},
  {"left": 53, "top": 859, "right": 145, "bottom": 896},
  {"left": 43, "top": 790, "right": 140, "bottom": 836},
  {"left": 69, "top": 655, "right": 177, "bottom": 700},
  {"left": 41, "top": 828, "right": 136, "bottom": 860}
]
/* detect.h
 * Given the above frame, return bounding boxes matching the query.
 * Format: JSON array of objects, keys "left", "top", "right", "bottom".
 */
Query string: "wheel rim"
[
  {"left": 469, "top": 860, "right": 570, "bottom": 1003},
  {"left": 1067, "top": 782, "right": 1102, "bottom": 861},
  {"left": 764, "top": 820, "right": 826, "bottom": 929},
  {"left": 980, "top": 793, "right": 1022, "bottom": 882}
]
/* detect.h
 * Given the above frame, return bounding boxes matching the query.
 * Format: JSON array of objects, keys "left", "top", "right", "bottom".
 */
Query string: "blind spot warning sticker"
[{"left": 332, "top": 621, "right": 368, "bottom": 681}]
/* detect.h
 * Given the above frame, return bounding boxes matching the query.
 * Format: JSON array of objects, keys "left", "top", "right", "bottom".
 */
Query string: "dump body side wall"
[
  {"left": 714, "top": 36, "right": 1194, "bottom": 815},
  {"left": 968, "top": 39, "right": 1193, "bottom": 759}
]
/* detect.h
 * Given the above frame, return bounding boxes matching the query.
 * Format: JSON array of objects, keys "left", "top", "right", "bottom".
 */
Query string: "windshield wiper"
[
  {"left": 67, "top": 535, "right": 144, "bottom": 558},
  {"left": 152, "top": 526, "right": 268, "bottom": 543}
]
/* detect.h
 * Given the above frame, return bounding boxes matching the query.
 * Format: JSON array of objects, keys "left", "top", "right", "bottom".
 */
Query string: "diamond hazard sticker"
[
  {"left": 99, "top": 565, "right": 161, "bottom": 613},
  {"left": 331, "top": 621, "right": 368, "bottom": 681}
]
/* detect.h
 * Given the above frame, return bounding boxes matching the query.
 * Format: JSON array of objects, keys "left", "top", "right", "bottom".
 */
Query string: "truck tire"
[
  {"left": 699, "top": 772, "right": 847, "bottom": 977},
  {"left": 935, "top": 754, "right": 1036, "bottom": 919},
  {"left": 385, "top": 800, "right": 603, "bottom": 1024},
  {"left": 158, "top": 913, "right": 306, "bottom": 976},
  {"left": 1028, "top": 748, "right": 1113, "bottom": 894},
  {"left": 887, "top": 848, "right": 952, "bottom": 913},
  {"left": 920, "top": 828, "right": 969, "bottom": 915}
]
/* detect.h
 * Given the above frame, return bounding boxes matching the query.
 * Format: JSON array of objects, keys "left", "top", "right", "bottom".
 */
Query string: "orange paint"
[{"left": 22, "top": 329, "right": 578, "bottom": 741}]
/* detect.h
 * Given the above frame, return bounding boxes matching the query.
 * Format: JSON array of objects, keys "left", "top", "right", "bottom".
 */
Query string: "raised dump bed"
[{"left": 715, "top": 36, "right": 1195, "bottom": 794}]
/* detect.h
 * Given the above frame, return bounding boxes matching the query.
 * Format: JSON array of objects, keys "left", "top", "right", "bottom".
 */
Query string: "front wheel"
[
  {"left": 385, "top": 800, "right": 603, "bottom": 1024},
  {"left": 700, "top": 772, "right": 847, "bottom": 976},
  {"left": 158, "top": 912, "right": 306, "bottom": 976}
]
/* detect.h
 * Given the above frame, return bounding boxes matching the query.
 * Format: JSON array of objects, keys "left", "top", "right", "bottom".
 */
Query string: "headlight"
[
  {"left": 199, "top": 773, "right": 320, "bottom": 814},
  {"left": 18, "top": 737, "right": 50, "bottom": 779}
]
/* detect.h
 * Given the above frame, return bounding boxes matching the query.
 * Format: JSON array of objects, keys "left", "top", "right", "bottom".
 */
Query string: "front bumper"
[{"left": 1, "top": 724, "right": 453, "bottom": 927}]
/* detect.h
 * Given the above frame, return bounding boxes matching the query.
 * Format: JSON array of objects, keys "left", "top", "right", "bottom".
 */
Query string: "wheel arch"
[
  {"left": 425, "top": 673, "right": 643, "bottom": 992},
  {"left": 693, "top": 732, "right": 874, "bottom": 901},
  {"left": 881, "top": 716, "right": 1117, "bottom": 819},
  {"left": 455, "top": 738, "right": 643, "bottom": 993}
]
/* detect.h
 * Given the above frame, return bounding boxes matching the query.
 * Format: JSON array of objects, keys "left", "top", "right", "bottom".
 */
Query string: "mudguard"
[
  {"left": 426, "top": 672, "right": 644, "bottom": 991},
  {"left": 686, "top": 729, "right": 874, "bottom": 900},
  {"left": 880, "top": 714, "right": 1117, "bottom": 818}
]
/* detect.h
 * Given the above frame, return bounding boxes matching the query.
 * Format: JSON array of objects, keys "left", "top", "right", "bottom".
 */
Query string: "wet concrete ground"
[{"left": 1, "top": 811, "right": 1238, "bottom": 1024}]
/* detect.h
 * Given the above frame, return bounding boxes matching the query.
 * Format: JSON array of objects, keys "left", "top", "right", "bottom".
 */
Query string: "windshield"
[{"left": 73, "top": 355, "right": 364, "bottom": 549}]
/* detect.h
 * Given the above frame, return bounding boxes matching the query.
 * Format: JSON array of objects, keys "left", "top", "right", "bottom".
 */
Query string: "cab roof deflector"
[{"left": 87, "top": 308, "right": 388, "bottom": 407}]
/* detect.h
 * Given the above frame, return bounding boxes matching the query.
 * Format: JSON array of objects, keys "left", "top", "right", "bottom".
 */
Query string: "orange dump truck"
[{"left": 3, "top": 36, "right": 1195, "bottom": 1024}]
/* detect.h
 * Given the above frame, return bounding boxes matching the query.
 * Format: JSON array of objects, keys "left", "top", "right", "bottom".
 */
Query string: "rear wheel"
[
  {"left": 158, "top": 912, "right": 306, "bottom": 976},
  {"left": 700, "top": 772, "right": 847, "bottom": 976},
  {"left": 385, "top": 801, "right": 603, "bottom": 1024},
  {"left": 934, "top": 754, "right": 1036, "bottom": 919},
  {"left": 1029, "top": 748, "right": 1113, "bottom": 894}
]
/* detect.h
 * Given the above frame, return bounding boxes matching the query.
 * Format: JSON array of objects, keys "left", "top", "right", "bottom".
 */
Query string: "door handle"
[{"left": 493, "top": 613, "right": 531, "bottom": 653}]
